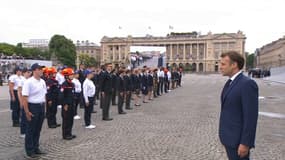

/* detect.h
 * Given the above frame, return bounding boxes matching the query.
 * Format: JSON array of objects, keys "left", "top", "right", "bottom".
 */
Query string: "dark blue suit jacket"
[{"left": 219, "top": 73, "right": 258, "bottom": 148}]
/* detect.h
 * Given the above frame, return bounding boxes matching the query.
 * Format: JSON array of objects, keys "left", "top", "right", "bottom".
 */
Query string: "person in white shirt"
[
  {"left": 9, "top": 67, "right": 24, "bottom": 127},
  {"left": 72, "top": 71, "right": 82, "bottom": 120},
  {"left": 22, "top": 63, "right": 47, "bottom": 158},
  {"left": 56, "top": 67, "right": 65, "bottom": 85},
  {"left": 83, "top": 70, "right": 96, "bottom": 129},
  {"left": 17, "top": 68, "right": 32, "bottom": 138},
  {"left": 158, "top": 67, "right": 165, "bottom": 95}
]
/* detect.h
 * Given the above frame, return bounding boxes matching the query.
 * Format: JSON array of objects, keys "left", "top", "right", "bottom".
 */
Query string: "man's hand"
[
  {"left": 85, "top": 102, "right": 89, "bottom": 107},
  {"left": 11, "top": 96, "right": 15, "bottom": 102},
  {"left": 101, "top": 92, "right": 105, "bottom": 98},
  {"left": 120, "top": 92, "right": 124, "bottom": 96},
  {"left": 48, "top": 101, "right": 52, "bottom": 106},
  {"left": 26, "top": 111, "right": 33, "bottom": 121},
  {"left": 238, "top": 144, "right": 249, "bottom": 158}
]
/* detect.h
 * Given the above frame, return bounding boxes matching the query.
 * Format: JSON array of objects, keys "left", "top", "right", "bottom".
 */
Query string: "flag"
[
  {"left": 119, "top": 26, "right": 122, "bottom": 29},
  {"left": 148, "top": 26, "right": 151, "bottom": 30},
  {"left": 169, "top": 25, "right": 173, "bottom": 30}
]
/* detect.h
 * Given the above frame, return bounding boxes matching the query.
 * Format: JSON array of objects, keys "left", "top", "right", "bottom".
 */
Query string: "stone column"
[
  {"left": 190, "top": 43, "right": 192, "bottom": 60},
  {"left": 176, "top": 44, "right": 179, "bottom": 59},
  {"left": 197, "top": 43, "right": 200, "bottom": 60},
  {"left": 118, "top": 45, "right": 121, "bottom": 61},
  {"left": 183, "top": 44, "right": 186, "bottom": 60},
  {"left": 113, "top": 45, "right": 115, "bottom": 62},
  {"left": 170, "top": 44, "right": 173, "bottom": 61}
]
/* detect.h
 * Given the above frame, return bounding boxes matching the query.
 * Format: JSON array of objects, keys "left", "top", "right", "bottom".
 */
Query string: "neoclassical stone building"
[
  {"left": 100, "top": 31, "right": 246, "bottom": 72},
  {"left": 256, "top": 36, "right": 285, "bottom": 69}
]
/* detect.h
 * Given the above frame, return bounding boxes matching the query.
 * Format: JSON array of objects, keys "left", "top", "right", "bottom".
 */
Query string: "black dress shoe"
[
  {"left": 48, "top": 125, "right": 57, "bottom": 128},
  {"left": 102, "top": 118, "right": 113, "bottom": 121},
  {"left": 35, "top": 149, "right": 47, "bottom": 155},
  {"left": 63, "top": 136, "right": 73, "bottom": 140},
  {"left": 92, "top": 110, "right": 97, "bottom": 113},
  {"left": 25, "top": 154, "right": 38, "bottom": 159},
  {"left": 13, "top": 123, "right": 20, "bottom": 127},
  {"left": 56, "top": 124, "right": 61, "bottom": 127},
  {"left": 126, "top": 107, "right": 133, "bottom": 110},
  {"left": 119, "top": 111, "right": 126, "bottom": 114},
  {"left": 72, "top": 135, "right": 76, "bottom": 139}
]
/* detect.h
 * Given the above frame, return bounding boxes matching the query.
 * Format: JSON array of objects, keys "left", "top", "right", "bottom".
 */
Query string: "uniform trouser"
[
  {"left": 74, "top": 93, "right": 81, "bottom": 116},
  {"left": 164, "top": 80, "right": 168, "bottom": 92},
  {"left": 46, "top": 99, "right": 58, "bottom": 127},
  {"left": 157, "top": 81, "right": 161, "bottom": 95},
  {"left": 112, "top": 89, "right": 117, "bottom": 105},
  {"left": 84, "top": 97, "right": 94, "bottom": 126},
  {"left": 153, "top": 85, "right": 158, "bottom": 97},
  {"left": 61, "top": 104, "right": 74, "bottom": 138},
  {"left": 25, "top": 103, "right": 45, "bottom": 155},
  {"left": 11, "top": 90, "right": 20, "bottom": 124},
  {"left": 159, "top": 78, "right": 164, "bottom": 94},
  {"left": 102, "top": 93, "right": 112, "bottom": 119},
  {"left": 20, "top": 108, "right": 27, "bottom": 135},
  {"left": 117, "top": 92, "right": 124, "bottom": 113},
  {"left": 225, "top": 146, "right": 250, "bottom": 160},
  {"left": 125, "top": 91, "right": 132, "bottom": 108},
  {"left": 100, "top": 92, "right": 104, "bottom": 109}
]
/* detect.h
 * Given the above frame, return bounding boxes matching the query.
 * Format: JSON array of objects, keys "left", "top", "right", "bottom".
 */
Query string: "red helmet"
[{"left": 61, "top": 68, "right": 74, "bottom": 76}]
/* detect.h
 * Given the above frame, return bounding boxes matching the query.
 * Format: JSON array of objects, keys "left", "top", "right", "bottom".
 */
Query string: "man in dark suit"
[
  {"left": 219, "top": 51, "right": 258, "bottom": 160},
  {"left": 101, "top": 63, "right": 113, "bottom": 121}
]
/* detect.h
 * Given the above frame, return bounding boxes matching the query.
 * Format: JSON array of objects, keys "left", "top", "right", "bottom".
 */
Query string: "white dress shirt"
[
  {"left": 56, "top": 72, "right": 65, "bottom": 85},
  {"left": 9, "top": 74, "right": 25, "bottom": 90},
  {"left": 230, "top": 70, "right": 242, "bottom": 84},
  {"left": 83, "top": 78, "right": 95, "bottom": 103},
  {"left": 72, "top": 78, "right": 82, "bottom": 93},
  {"left": 22, "top": 76, "right": 47, "bottom": 103}
]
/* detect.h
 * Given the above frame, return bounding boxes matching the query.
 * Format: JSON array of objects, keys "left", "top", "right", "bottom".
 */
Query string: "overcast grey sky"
[{"left": 0, "top": 0, "right": 284, "bottom": 53}]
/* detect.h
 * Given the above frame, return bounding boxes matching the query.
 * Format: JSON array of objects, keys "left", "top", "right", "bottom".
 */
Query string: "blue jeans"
[{"left": 25, "top": 103, "right": 45, "bottom": 155}]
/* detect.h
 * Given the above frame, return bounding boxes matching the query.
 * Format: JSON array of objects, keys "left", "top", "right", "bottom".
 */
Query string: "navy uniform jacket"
[
  {"left": 147, "top": 74, "right": 153, "bottom": 87},
  {"left": 101, "top": 71, "right": 113, "bottom": 94},
  {"left": 59, "top": 80, "right": 75, "bottom": 105},
  {"left": 46, "top": 78, "right": 59, "bottom": 102},
  {"left": 219, "top": 73, "right": 258, "bottom": 148},
  {"left": 116, "top": 76, "right": 125, "bottom": 93},
  {"left": 132, "top": 74, "right": 141, "bottom": 90},
  {"left": 123, "top": 75, "right": 133, "bottom": 92}
]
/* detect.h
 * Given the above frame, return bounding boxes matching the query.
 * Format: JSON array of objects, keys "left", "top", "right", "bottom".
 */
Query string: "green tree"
[
  {"left": 78, "top": 54, "right": 98, "bottom": 67},
  {"left": 246, "top": 53, "right": 254, "bottom": 70},
  {"left": 49, "top": 35, "right": 76, "bottom": 67},
  {"left": 0, "top": 43, "right": 16, "bottom": 55}
]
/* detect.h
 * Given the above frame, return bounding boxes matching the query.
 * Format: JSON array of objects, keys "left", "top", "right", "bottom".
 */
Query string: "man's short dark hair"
[{"left": 221, "top": 51, "right": 244, "bottom": 70}]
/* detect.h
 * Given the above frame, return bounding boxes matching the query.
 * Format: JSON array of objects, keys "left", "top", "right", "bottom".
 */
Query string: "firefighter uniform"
[
  {"left": 46, "top": 67, "right": 60, "bottom": 128},
  {"left": 59, "top": 68, "right": 76, "bottom": 140}
]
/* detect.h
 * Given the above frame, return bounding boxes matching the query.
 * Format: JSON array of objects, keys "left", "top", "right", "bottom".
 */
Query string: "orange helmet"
[
  {"left": 42, "top": 67, "right": 49, "bottom": 74},
  {"left": 61, "top": 68, "right": 74, "bottom": 76},
  {"left": 47, "top": 67, "right": 57, "bottom": 74}
]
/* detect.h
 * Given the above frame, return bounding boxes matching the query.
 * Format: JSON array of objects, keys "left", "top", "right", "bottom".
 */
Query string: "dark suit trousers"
[
  {"left": 125, "top": 91, "right": 132, "bottom": 109},
  {"left": 62, "top": 104, "right": 74, "bottom": 138},
  {"left": 117, "top": 92, "right": 124, "bottom": 113},
  {"left": 225, "top": 146, "right": 250, "bottom": 160},
  {"left": 84, "top": 97, "right": 94, "bottom": 126},
  {"left": 112, "top": 89, "right": 117, "bottom": 105},
  {"left": 103, "top": 93, "right": 111, "bottom": 119}
]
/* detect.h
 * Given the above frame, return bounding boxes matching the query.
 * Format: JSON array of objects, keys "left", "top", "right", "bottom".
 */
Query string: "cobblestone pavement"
[{"left": 0, "top": 74, "right": 284, "bottom": 160}]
